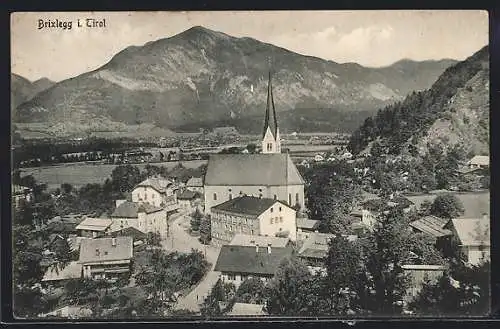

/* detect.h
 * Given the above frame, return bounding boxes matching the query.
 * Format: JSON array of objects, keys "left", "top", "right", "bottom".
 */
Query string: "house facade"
[
  {"left": 110, "top": 200, "right": 168, "bottom": 236},
  {"left": 79, "top": 237, "right": 133, "bottom": 281},
  {"left": 210, "top": 196, "right": 297, "bottom": 245},
  {"left": 443, "top": 217, "right": 490, "bottom": 266},
  {"left": 214, "top": 244, "right": 293, "bottom": 288},
  {"left": 132, "top": 177, "right": 179, "bottom": 212}
]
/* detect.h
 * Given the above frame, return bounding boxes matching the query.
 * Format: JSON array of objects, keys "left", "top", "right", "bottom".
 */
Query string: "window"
[
  {"left": 270, "top": 218, "right": 274, "bottom": 224},
  {"left": 229, "top": 194, "right": 232, "bottom": 200},
  {"left": 279, "top": 206, "right": 282, "bottom": 212},
  {"left": 152, "top": 194, "right": 155, "bottom": 199},
  {"left": 267, "top": 143, "right": 272, "bottom": 151},
  {"left": 289, "top": 194, "right": 292, "bottom": 205},
  {"left": 213, "top": 193, "right": 217, "bottom": 201},
  {"left": 270, "top": 207, "right": 273, "bottom": 213},
  {"left": 296, "top": 193, "right": 299, "bottom": 204},
  {"left": 145, "top": 193, "right": 147, "bottom": 200},
  {"left": 259, "top": 193, "right": 263, "bottom": 198},
  {"left": 251, "top": 229, "right": 254, "bottom": 235},
  {"left": 104, "top": 251, "right": 108, "bottom": 255},
  {"left": 95, "top": 249, "right": 100, "bottom": 256},
  {"left": 228, "top": 274, "right": 236, "bottom": 281},
  {"left": 274, "top": 194, "right": 277, "bottom": 200},
  {"left": 280, "top": 217, "right": 283, "bottom": 223}
]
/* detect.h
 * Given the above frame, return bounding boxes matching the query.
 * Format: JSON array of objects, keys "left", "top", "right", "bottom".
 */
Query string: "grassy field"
[
  {"left": 20, "top": 160, "right": 208, "bottom": 191},
  {"left": 406, "top": 191, "right": 490, "bottom": 218}
]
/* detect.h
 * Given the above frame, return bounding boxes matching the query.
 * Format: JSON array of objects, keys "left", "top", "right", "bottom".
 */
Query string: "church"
[{"left": 204, "top": 71, "right": 305, "bottom": 214}]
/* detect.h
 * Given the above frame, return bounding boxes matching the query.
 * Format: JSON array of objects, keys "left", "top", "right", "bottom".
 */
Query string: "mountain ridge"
[{"left": 13, "top": 26, "right": 459, "bottom": 138}]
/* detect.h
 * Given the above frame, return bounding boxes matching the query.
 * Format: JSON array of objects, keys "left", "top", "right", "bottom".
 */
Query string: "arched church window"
[{"left": 213, "top": 193, "right": 217, "bottom": 201}]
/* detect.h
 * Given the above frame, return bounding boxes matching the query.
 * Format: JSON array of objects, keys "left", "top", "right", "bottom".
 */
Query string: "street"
[{"left": 160, "top": 210, "right": 221, "bottom": 313}]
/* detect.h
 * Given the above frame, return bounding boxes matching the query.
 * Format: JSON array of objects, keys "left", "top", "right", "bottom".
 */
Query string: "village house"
[
  {"left": 185, "top": 176, "right": 204, "bottom": 194},
  {"left": 132, "top": 176, "right": 179, "bottom": 212},
  {"left": 409, "top": 215, "right": 452, "bottom": 244},
  {"left": 210, "top": 196, "right": 297, "bottom": 245},
  {"left": 79, "top": 236, "right": 133, "bottom": 281},
  {"left": 442, "top": 216, "right": 490, "bottom": 266},
  {"left": 177, "top": 189, "right": 200, "bottom": 212},
  {"left": 296, "top": 218, "right": 321, "bottom": 241},
  {"left": 75, "top": 218, "right": 112, "bottom": 238},
  {"left": 42, "top": 261, "right": 83, "bottom": 284},
  {"left": 12, "top": 184, "right": 33, "bottom": 208},
  {"left": 297, "top": 232, "right": 357, "bottom": 275},
  {"left": 214, "top": 244, "right": 293, "bottom": 288},
  {"left": 314, "top": 154, "right": 325, "bottom": 162},
  {"left": 349, "top": 208, "right": 377, "bottom": 231},
  {"left": 204, "top": 72, "right": 305, "bottom": 214},
  {"left": 110, "top": 200, "right": 167, "bottom": 236},
  {"left": 467, "top": 155, "right": 489, "bottom": 169},
  {"left": 229, "top": 233, "right": 291, "bottom": 248}
]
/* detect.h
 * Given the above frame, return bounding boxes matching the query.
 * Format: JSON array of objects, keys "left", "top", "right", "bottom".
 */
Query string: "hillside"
[
  {"left": 14, "top": 26, "right": 456, "bottom": 138},
  {"left": 11, "top": 74, "right": 55, "bottom": 110},
  {"left": 348, "top": 45, "right": 489, "bottom": 157}
]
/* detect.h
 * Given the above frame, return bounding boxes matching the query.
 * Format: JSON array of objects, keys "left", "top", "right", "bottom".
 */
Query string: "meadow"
[{"left": 20, "top": 160, "right": 208, "bottom": 191}]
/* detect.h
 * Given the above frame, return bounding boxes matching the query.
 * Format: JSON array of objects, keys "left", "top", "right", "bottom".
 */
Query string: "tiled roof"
[
  {"left": 296, "top": 218, "right": 320, "bottom": 230},
  {"left": 468, "top": 155, "right": 489, "bottom": 167},
  {"left": 42, "top": 261, "right": 82, "bottom": 282},
  {"left": 214, "top": 245, "right": 293, "bottom": 275},
  {"left": 75, "top": 218, "right": 112, "bottom": 231},
  {"left": 134, "top": 177, "right": 172, "bottom": 194},
  {"left": 449, "top": 217, "right": 490, "bottom": 247},
  {"left": 212, "top": 196, "right": 289, "bottom": 216},
  {"left": 227, "top": 303, "right": 266, "bottom": 316},
  {"left": 79, "top": 237, "right": 133, "bottom": 264},
  {"left": 205, "top": 154, "right": 304, "bottom": 186},
  {"left": 177, "top": 190, "right": 198, "bottom": 200},
  {"left": 110, "top": 226, "right": 147, "bottom": 240},
  {"left": 186, "top": 177, "right": 203, "bottom": 187},
  {"left": 410, "top": 216, "right": 452, "bottom": 238},
  {"left": 298, "top": 232, "right": 357, "bottom": 260},
  {"left": 229, "top": 234, "right": 289, "bottom": 248},
  {"left": 111, "top": 201, "right": 162, "bottom": 218}
]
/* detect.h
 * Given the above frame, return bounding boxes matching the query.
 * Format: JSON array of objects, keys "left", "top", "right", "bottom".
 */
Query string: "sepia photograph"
[{"left": 10, "top": 10, "right": 490, "bottom": 320}]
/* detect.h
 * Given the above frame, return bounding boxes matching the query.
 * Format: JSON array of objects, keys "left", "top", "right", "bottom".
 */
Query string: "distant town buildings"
[
  {"left": 111, "top": 200, "right": 167, "bottom": 236},
  {"left": 132, "top": 177, "right": 178, "bottom": 212}
]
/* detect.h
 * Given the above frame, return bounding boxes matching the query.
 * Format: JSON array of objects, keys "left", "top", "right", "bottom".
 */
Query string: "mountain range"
[
  {"left": 11, "top": 74, "right": 55, "bottom": 111},
  {"left": 349, "top": 45, "right": 489, "bottom": 157},
  {"left": 12, "top": 26, "right": 458, "bottom": 138}
]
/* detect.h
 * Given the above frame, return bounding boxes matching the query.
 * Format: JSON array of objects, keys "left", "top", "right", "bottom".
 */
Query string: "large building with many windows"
[
  {"left": 204, "top": 71, "right": 305, "bottom": 214},
  {"left": 210, "top": 196, "right": 297, "bottom": 244}
]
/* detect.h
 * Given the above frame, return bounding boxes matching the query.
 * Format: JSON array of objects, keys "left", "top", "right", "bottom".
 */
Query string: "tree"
[
  {"left": 53, "top": 238, "right": 72, "bottom": 264},
  {"left": 111, "top": 165, "right": 143, "bottom": 194},
  {"left": 13, "top": 285, "right": 48, "bottom": 318},
  {"left": 324, "top": 235, "right": 372, "bottom": 314},
  {"left": 199, "top": 218, "right": 211, "bottom": 245},
  {"left": 246, "top": 143, "right": 257, "bottom": 153},
  {"left": 13, "top": 225, "right": 44, "bottom": 286},
  {"left": 430, "top": 194, "right": 465, "bottom": 219},
  {"left": 190, "top": 208, "right": 203, "bottom": 232},
  {"left": 364, "top": 208, "right": 412, "bottom": 315},
  {"left": 201, "top": 279, "right": 235, "bottom": 317},
  {"left": 61, "top": 183, "right": 73, "bottom": 195},
  {"left": 146, "top": 232, "right": 162, "bottom": 247},
  {"left": 265, "top": 257, "right": 323, "bottom": 316},
  {"left": 235, "top": 277, "right": 268, "bottom": 304}
]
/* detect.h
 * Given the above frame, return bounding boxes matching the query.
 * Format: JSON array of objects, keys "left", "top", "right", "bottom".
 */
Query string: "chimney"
[
  {"left": 267, "top": 243, "right": 272, "bottom": 254},
  {"left": 255, "top": 244, "right": 259, "bottom": 253},
  {"left": 112, "top": 238, "right": 117, "bottom": 247}
]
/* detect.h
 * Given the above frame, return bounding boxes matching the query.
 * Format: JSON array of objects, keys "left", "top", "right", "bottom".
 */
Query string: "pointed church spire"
[
  {"left": 263, "top": 70, "right": 272, "bottom": 139},
  {"left": 261, "top": 59, "right": 281, "bottom": 154}
]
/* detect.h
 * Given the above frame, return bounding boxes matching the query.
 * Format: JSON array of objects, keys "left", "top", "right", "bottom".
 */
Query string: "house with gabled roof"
[
  {"left": 79, "top": 236, "right": 133, "bottom": 281},
  {"left": 467, "top": 155, "right": 489, "bottom": 169},
  {"left": 443, "top": 216, "right": 490, "bottom": 266},
  {"left": 214, "top": 244, "right": 293, "bottom": 288},
  {"left": 110, "top": 200, "right": 167, "bottom": 236},
  {"left": 210, "top": 196, "right": 297, "bottom": 244},
  {"left": 75, "top": 218, "right": 112, "bottom": 238},
  {"left": 186, "top": 176, "right": 204, "bottom": 194},
  {"left": 296, "top": 217, "right": 321, "bottom": 241},
  {"left": 204, "top": 71, "right": 305, "bottom": 216},
  {"left": 132, "top": 176, "right": 178, "bottom": 212},
  {"left": 409, "top": 215, "right": 452, "bottom": 240}
]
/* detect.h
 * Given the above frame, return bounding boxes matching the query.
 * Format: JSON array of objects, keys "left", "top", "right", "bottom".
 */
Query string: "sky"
[{"left": 11, "top": 10, "right": 488, "bottom": 82}]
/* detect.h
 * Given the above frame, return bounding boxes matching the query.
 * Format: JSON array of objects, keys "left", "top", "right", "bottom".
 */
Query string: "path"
[{"left": 160, "top": 211, "right": 221, "bottom": 313}]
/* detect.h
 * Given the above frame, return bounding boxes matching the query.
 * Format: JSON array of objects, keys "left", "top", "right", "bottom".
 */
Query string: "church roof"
[
  {"left": 263, "top": 70, "right": 278, "bottom": 139},
  {"left": 204, "top": 153, "right": 304, "bottom": 186}
]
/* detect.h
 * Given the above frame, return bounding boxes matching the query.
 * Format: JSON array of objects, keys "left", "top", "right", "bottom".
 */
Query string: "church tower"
[{"left": 262, "top": 70, "right": 281, "bottom": 154}]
